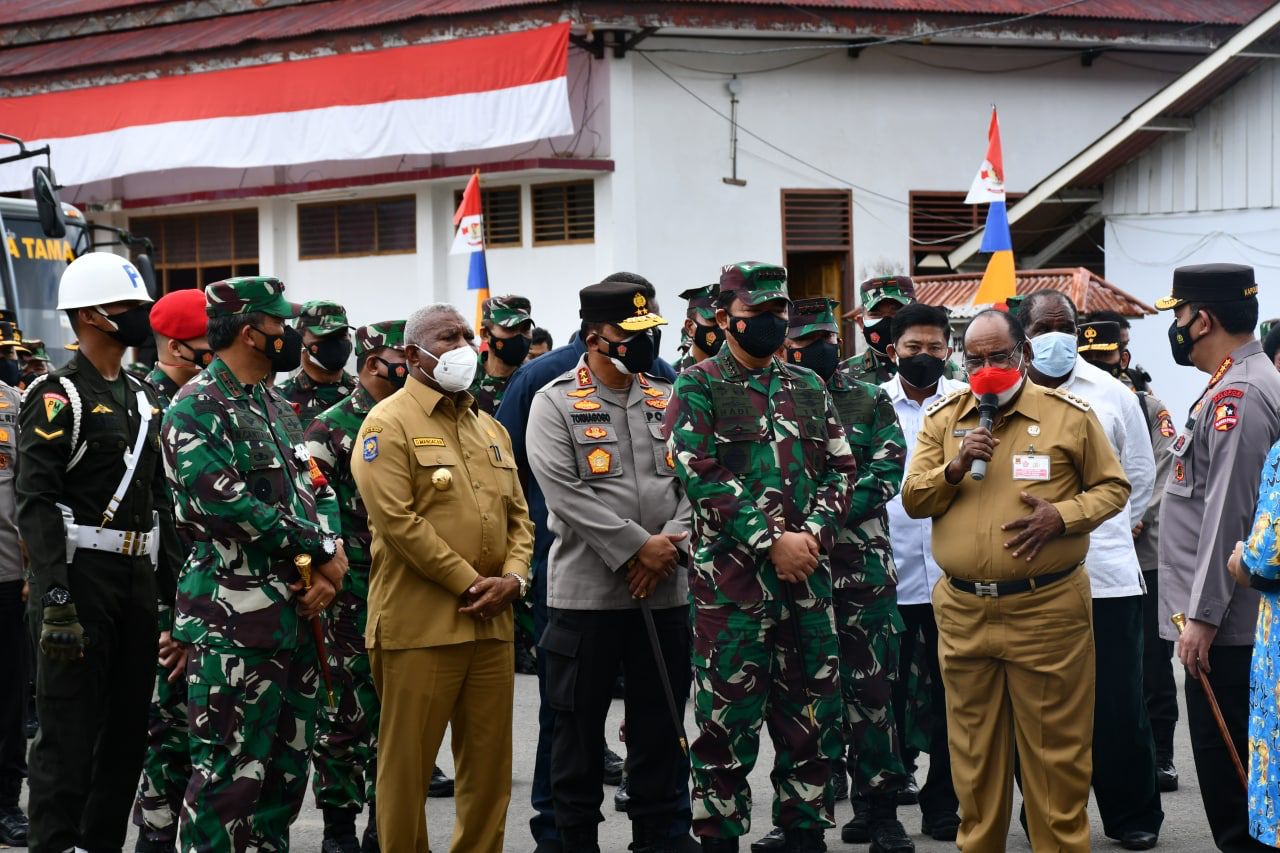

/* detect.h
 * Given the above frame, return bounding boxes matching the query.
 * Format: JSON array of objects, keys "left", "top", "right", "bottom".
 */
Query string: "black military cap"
[
  {"left": 1155, "top": 263, "right": 1258, "bottom": 310},
  {"left": 1077, "top": 320, "right": 1122, "bottom": 353},
  {"left": 580, "top": 280, "right": 667, "bottom": 332}
]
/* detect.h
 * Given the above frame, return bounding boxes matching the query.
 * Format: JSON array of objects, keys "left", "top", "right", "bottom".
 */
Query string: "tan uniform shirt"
[
  {"left": 352, "top": 376, "right": 534, "bottom": 650},
  {"left": 902, "top": 380, "right": 1130, "bottom": 581}
]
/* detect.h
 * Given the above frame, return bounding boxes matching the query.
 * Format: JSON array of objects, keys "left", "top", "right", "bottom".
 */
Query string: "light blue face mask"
[{"left": 1030, "top": 331, "right": 1078, "bottom": 378}]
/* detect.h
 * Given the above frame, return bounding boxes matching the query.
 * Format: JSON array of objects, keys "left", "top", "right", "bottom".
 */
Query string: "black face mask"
[
  {"left": 597, "top": 329, "right": 656, "bottom": 375},
  {"left": 727, "top": 312, "right": 788, "bottom": 359},
  {"left": 693, "top": 322, "right": 725, "bottom": 358},
  {"left": 307, "top": 336, "right": 353, "bottom": 372},
  {"left": 251, "top": 325, "right": 303, "bottom": 373},
  {"left": 98, "top": 304, "right": 153, "bottom": 348},
  {"left": 1168, "top": 316, "right": 1198, "bottom": 367},
  {"left": 177, "top": 341, "right": 214, "bottom": 370},
  {"left": 490, "top": 334, "right": 531, "bottom": 367},
  {"left": 897, "top": 353, "right": 947, "bottom": 389},
  {"left": 0, "top": 359, "right": 20, "bottom": 388},
  {"left": 370, "top": 356, "right": 408, "bottom": 390},
  {"left": 862, "top": 317, "right": 890, "bottom": 355},
  {"left": 787, "top": 339, "right": 840, "bottom": 380},
  {"left": 1083, "top": 356, "right": 1125, "bottom": 380}
]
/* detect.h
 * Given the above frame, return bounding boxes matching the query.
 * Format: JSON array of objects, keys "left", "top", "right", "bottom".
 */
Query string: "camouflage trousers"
[
  {"left": 831, "top": 586, "right": 907, "bottom": 798},
  {"left": 312, "top": 596, "right": 379, "bottom": 812},
  {"left": 690, "top": 599, "right": 842, "bottom": 839},
  {"left": 132, "top": 608, "right": 192, "bottom": 843},
  {"left": 179, "top": 632, "right": 319, "bottom": 853},
  {"left": 900, "top": 623, "right": 935, "bottom": 757}
]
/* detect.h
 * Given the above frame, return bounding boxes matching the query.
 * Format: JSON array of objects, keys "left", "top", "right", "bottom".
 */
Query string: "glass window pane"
[
  {"left": 165, "top": 216, "right": 197, "bottom": 264},
  {"left": 198, "top": 214, "right": 232, "bottom": 261},
  {"left": 233, "top": 211, "right": 259, "bottom": 259},
  {"left": 338, "top": 203, "right": 376, "bottom": 255},
  {"left": 376, "top": 198, "right": 415, "bottom": 252},
  {"left": 299, "top": 205, "right": 336, "bottom": 258}
]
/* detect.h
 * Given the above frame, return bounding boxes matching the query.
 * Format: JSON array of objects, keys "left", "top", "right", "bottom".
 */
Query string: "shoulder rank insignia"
[
  {"left": 1048, "top": 388, "right": 1091, "bottom": 411},
  {"left": 925, "top": 389, "right": 966, "bottom": 416},
  {"left": 576, "top": 366, "right": 593, "bottom": 387},
  {"left": 584, "top": 426, "right": 609, "bottom": 439},
  {"left": 34, "top": 427, "right": 64, "bottom": 441},
  {"left": 574, "top": 399, "right": 602, "bottom": 411},
  {"left": 43, "top": 392, "right": 67, "bottom": 422},
  {"left": 644, "top": 398, "right": 669, "bottom": 410},
  {"left": 587, "top": 447, "right": 612, "bottom": 474},
  {"left": 566, "top": 387, "right": 597, "bottom": 399},
  {"left": 1209, "top": 356, "right": 1233, "bottom": 389},
  {"left": 91, "top": 403, "right": 112, "bottom": 414}
]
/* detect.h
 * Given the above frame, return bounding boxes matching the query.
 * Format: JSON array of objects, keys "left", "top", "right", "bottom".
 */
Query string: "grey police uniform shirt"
[
  {"left": 0, "top": 383, "right": 17, "bottom": 583},
  {"left": 1158, "top": 340, "right": 1280, "bottom": 645},
  {"left": 1133, "top": 390, "right": 1174, "bottom": 574},
  {"left": 526, "top": 356, "right": 691, "bottom": 610}
]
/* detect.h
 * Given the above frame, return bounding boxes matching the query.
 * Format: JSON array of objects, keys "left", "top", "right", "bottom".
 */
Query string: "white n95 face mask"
[{"left": 418, "top": 343, "right": 478, "bottom": 392}]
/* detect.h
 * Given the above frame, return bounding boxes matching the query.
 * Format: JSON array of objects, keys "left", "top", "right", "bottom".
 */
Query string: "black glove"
[{"left": 40, "top": 602, "right": 86, "bottom": 661}]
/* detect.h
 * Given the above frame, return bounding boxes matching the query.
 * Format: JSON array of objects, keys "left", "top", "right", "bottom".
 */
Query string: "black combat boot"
[
  {"left": 701, "top": 837, "right": 739, "bottom": 852},
  {"left": 782, "top": 827, "right": 826, "bottom": 852},
  {"left": 749, "top": 827, "right": 785, "bottom": 851},
  {"left": 321, "top": 806, "right": 360, "bottom": 853},
  {"left": 630, "top": 814, "right": 676, "bottom": 853},
  {"left": 867, "top": 794, "right": 914, "bottom": 853},
  {"left": 829, "top": 757, "right": 849, "bottom": 803},
  {"left": 562, "top": 824, "right": 601, "bottom": 853},
  {"left": 840, "top": 796, "right": 870, "bottom": 844}
]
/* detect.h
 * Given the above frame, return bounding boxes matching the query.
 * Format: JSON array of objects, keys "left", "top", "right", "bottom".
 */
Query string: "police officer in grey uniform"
[
  {"left": 527, "top": 279, "right": 693, "bottom": 853},
  {"left": 0, "top": 322, "right": 27, "bottom": 847},
  {"left": 1156, "top": 264, "right": 1280, "bottom": 853}
]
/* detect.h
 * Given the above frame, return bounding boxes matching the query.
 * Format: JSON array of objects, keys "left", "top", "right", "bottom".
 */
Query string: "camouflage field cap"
[
  {"left": 1077, "top": 321, "right": 1122, "bottom": 353},
  {"left": 679, "top": 284, "right": 717, "bottom": 322},
  {"left": 860, "top": 275, "right": 915, "bottom": 310},
  {"left": 788, "top": 297, "right": 840, "bottom": 338},
  {"left": 296, "top": 300, "right": 351, "bottom": 335},
  {"left": 483, "top": 295, "right": 534, "bottom": 329},
  {"left": 0, "top": 322, "right": 21, "bottom": 347},
  {"left": 356, "top": 320, "right": 407, "bottom": 358},
  {"left": 206, "top": 276, "right": 300, "bottom": 319},
  {"left": 1005, "top": 294, "right": 1026, "bottom": 315},
  {"left": 719, "top": 262, "right": 789, "bottom": 307},
  {"left": 23, "top": 339, "right": 50, "bottom": 362}
]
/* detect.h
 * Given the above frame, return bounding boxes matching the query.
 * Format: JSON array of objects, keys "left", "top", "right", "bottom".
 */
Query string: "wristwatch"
[
  {"left": 505, "top": 572, "right": 528, "bottom": 600},
  {"left": 42, "top": 585, "right": 71, "bottom": 607},
  {"left": 320, "top": 536, "right": 337, "bottom": 559}
]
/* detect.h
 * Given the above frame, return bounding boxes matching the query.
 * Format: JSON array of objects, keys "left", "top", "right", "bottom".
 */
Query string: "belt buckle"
[
  {"left": 121, "top": 530, "right": 134, "bottom": 555},
  {"left": 973, "top": 581, "right": 999, "bottom": 598}
]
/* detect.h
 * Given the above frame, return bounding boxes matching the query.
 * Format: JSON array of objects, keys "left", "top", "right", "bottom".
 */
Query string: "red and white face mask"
[{"left": 968, "top": 352, "right": 1025, "bottom": 407}]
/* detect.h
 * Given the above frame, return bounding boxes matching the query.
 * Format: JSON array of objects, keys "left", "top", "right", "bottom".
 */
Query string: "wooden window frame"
[
  {"left": 296, "top": 194, "right": 417, "bottom": 260},
  {"left": 451, "top": 185, "right": 523, "bottom": 249},
  {"left": 780, "top": 188, "right": 853, "bottom": 253},
  {"left": 908, "top": 190, "right": 1025, "bottom": 274},
  {"left": 128, "top": 208, "right": 260, "bottom": 293},
  {"left": 532, "top": 179, "right": 596, "bottom": 247}
]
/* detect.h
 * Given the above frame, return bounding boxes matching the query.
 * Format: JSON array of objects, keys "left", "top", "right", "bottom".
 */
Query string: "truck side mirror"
[
  {"left": 33, "top": 166, "right": 66, "bottom": 239},
  {"left": 133, "top": 252, "right": 158, "bottom": 299}
]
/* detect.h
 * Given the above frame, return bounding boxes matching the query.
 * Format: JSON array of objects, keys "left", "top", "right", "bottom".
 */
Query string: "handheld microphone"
[{"left": 971, "top": 393, "right": 999, "bottom": 481}]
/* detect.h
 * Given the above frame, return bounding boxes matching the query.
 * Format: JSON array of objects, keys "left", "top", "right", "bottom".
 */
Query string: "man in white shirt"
[
  {"left": 1020, "top": 290, "right": 1163, "bottom": 852},
  {"left": 880, "top": 303, "right": 967, "bottom": 841}
]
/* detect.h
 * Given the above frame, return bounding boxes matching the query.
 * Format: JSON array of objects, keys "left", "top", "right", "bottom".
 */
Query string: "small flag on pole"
[
  {"left": 966, "top": 107, "right": 1016, "bottom": 305},
  {"left": 452, "top": 170, "right": 489, "bottom": 330}
]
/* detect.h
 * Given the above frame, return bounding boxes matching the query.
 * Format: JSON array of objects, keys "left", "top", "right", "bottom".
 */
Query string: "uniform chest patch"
[
  {"left": 1213, "top": 402, "right": 1239, "bottom": 432},
  {"left": 362, "top": 436, "right": 379, "bottom": 461},
  {"left": 645, "top": 398, "right": 669, "bottom": 410},
  {"left": 584, "top": 426, "right": 609, "bottom": 439},
  {"left": 1156, "top": 409, "right": 1175, "bottom": 438},
  {"left": 587, "top": 447, "right": 611, "bottom": 474},
  {"left": 571, "top": 412, "right": 611, "bottom": 424},
  {"left": 413, "top": 437, "right": 446, "bottom": 447},
  {"left": 574, "top": 400, "right": 602, "bottom": 411},
  {"left": 643, "top": 387, "right": 665, "bottom": 398},
  {"left": 566, "top": 387, "right": 596, "bottom": 399},
  {"left": 91, "top": 403, "right": 113, "bottom": 414},
  {"left": 1174, "top": 460, "right": 1185, "bottom": 482}
]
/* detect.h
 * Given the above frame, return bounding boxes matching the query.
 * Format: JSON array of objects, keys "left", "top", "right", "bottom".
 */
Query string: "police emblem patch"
[
  {"left": 587, "top": 447, "right": 611, "bottom": 474},
  {"left": 584, "top": 426, "right": 609, "bottom": 439},
  {"left": 362, "top": 435, "right": 379, "bottom": 461},
  {"left": 1213, "top": 402, "right": 1238, "bottom": 432}
]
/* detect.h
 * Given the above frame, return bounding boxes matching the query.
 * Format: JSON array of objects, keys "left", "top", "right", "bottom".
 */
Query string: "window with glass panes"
[
  {"left": 297, "top": 195, "right": 416, "bottom": 259},
  {"left": 128, "top": 209, "right": 259, "bottom": 292}
]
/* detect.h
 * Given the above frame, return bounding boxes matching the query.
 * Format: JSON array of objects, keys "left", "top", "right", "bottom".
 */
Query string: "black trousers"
[
  {"left": 1185, "top": 645, "right": 1271, "bottom": 852},
  {"left": 1140, "top": 570, "right": 1179, "bottom": 758},
  {"left": 1091, "top": 596, "right": 1163, "bottom": 838},
  {"left": 893, "top": 603, "right": 958, "bottom": 819},
  {"left": 542, "top": 605, "right": 691, "bottom": 831},
  {"left": 26, "top": 555, "right": 157, "bottom": 853},
  {"left": 0, "top": 579, "right": 28, "bottom": 809}
]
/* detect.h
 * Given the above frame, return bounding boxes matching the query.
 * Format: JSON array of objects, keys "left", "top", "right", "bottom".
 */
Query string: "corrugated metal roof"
[{"left": 910, "top": 267, "right": 1157, "bottom": 316}]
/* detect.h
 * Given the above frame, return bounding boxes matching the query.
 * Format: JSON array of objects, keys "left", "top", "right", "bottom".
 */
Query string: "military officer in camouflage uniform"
[
  {"left": 750, "top": 299, "right": 913, "bottom": 853},
  {"left": 163, "top": 276, "right": 348, "bottom": 852},
  {"left": 132, "top": 287, "right": 213, "bottom": 851},
  {"left": 848, "top": 277, "right": 916, "bottom": 385},
  {"left": 667, "top": 262, "right": 856, "bottom": 853},
  {"left": 471, "top": 295, "right": 535, "bottom": 416},
  {"left": 305, "top": 321, "right": 409, "bottom": 853},
  {"left": 19, "top": 252, "right": 183, "bottom": 853},
  {"left": 18, "top": 338, "right": 51, "bottom": 389},
  {"left": 676, "top": 285, "right": 724, "bottom": 372},
  {"left": 278, "top": 300, "right": 356, "bottom": 426}
]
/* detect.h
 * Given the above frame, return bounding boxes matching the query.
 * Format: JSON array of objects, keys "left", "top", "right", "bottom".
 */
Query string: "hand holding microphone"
[
  {"left": 971, "top": 393, "right": 1000, "bottom": 480},
  {"left": 945, "top": 393, "right": 1000, "bottom": 484}
]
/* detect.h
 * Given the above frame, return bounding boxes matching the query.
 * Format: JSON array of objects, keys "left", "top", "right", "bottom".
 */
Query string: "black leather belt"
[{"left": 949, "top": 563, "right": 1079, "bottom": 598}]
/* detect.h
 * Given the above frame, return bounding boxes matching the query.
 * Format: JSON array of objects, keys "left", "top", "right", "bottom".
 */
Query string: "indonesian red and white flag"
[
  {"left": 0, "top": 23, "right": 574, "bottom": 191},
  {"left": 964, "top": 107, "right": 1006, "bottom": 205},
  {"left": 452, "top": 173, "right": 485, "bottom": 256}
]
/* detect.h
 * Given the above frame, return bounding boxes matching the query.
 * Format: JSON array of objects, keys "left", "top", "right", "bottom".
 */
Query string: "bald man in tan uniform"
[{"left": 902, "top": 309, "right": 1130, "bottom": 853}]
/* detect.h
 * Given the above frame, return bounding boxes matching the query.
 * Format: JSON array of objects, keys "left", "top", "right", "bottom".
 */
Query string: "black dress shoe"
[
  {"left": 135, "top": 836, "right": 176, "bottom": 853},
  {"left": 603, "top": 746, "right": 625, "bottom": 785},
  {"left": 896, "top": 777, "right": 919, "bottom": 805},
  {"left": 429, "top": 765, "right": 455, "bottom": 797},
  {"left": 533, "top": 841, "right": 564, "bottom": 853},
  {"left": 748, "top": 827, "right": 785, "bottom": 851},
  {"left": 0, "top": 808, "right": 28, "bottom": 846},
  {"left": 868, "top": 819, "right": 915, "bottom": 853},
  {"left": 1121, "top": 830, "right": 1158, "bottom": 850},
  {"left": 322, "top": 838, "right": 360, "bottom": 853},
  {"left": 921, "top": 813, "right": 960, "bottom": 842},
  {"left": 614, "top": 775, "right": 630, "bottom": 812},
  {"left": 1156, "top": 760, "right": 1178, "bottom": 792}
]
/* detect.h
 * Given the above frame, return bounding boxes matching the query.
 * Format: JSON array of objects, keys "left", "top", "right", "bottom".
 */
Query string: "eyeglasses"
[{"left": 963, "top": 351, "right": 1023, "bottom": 372}]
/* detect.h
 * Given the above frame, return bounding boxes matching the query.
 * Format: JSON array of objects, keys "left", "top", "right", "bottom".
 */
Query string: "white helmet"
[{"left": 57, "top": 252, "right": 153, "bottom": 310}]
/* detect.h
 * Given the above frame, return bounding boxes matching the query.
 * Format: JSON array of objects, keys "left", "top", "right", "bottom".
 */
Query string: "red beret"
[{"left": 151, "top": 288, "right": 209, "bottom": 341}]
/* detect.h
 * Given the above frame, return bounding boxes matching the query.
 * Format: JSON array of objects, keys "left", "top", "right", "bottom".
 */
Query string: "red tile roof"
[{"left": 910, "top": 267, "right": 1156, "bottom": 316}]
